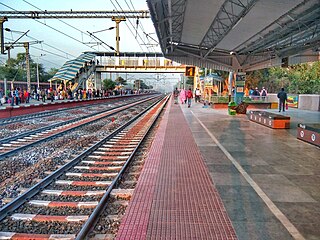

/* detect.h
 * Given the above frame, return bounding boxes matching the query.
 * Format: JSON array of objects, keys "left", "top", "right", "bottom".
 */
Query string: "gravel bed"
[
  {"left": 0, "top": 218, "right": 83, "bottom": 234},
  {"left": 0, "top": 97, "right": 161, "bottom": 236},
  {"left": 33, "top": 194, "right": 102, "bottom": 202},
  {"left": 58, "top": 175, "right": 114, "bottom": 181},
  {"left": 90, "top": 111, "right": 162, "bottom": 237},
  {"left": 17, "top": 204, "right": 96, "bottom": 215},
  {"left": 0, "top": 101, "right": 121, "bottom": 139}
]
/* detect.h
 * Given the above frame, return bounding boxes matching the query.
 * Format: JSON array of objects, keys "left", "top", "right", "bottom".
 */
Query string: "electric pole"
[
  {"left": 23, "top": 42, "right": 31, "bottom": 93},
  {"left": 112, "top": 16, "right": 126, "bottom": 55},
  {"left": 0, "top": 17, "right": 8, "bottom": 54}
]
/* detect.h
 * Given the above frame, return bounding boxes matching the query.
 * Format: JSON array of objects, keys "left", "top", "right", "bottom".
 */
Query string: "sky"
[
  {"left": 0, "top": 0, "right": 161, "bottom": 69},
  {"left": 0, "top": 0, "right": 182, "bottom": 92}
]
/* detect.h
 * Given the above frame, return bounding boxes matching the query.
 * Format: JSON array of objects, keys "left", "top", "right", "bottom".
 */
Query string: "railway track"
[
  {"left": 0, "top": 94, "right": 169, "bottom": 239},
  {"left": 0, "top": 95, "right": 160, "bottom": 160},
  {"left": 0, "top": 95, "right": 150, "bottom": 126}
]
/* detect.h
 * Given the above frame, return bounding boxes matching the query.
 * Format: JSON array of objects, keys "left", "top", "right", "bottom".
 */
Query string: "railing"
[
  {"left": 72, "top": 65, "right": 95, "bottom": 93},
  {"left": 210, "top": 96, "right": 270, "bottom": 103}
]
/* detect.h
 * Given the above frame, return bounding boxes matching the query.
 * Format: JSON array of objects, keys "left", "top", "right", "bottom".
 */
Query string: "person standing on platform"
[
  {"left": 277, "top": 87, "right": 287, "bottom": 112},
  {"left": 173, "top": 87, "right": 179, "bottom": 104},
  {"left": 41, "top": 89, "right": 46, "bottom": 102},
  {"left": 252, "top": 87, "right": 260, "bottom": 100},
  {"left": 10, "top": 89, "right": 15, "bottom": 106},
  {"left": 36, "top": 88, "right": 41, "bottom": 101},
  {"left": 180, "top": 89, "right": 186, "bottom": 104},
  {"left": 186, "top": 88, "right": 193, "bottom": 108},
  {"left": 195, "top": 88, "right": 201, "bottom": 103},
  {"left": 0, "top": 88, "right": 4, "bottom": 106},
  {"left": 260, "top": 87, "right": 268, "bottom": 101}
]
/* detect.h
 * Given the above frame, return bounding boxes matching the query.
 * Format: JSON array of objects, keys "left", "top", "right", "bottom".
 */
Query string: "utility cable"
[
  {"left": 4, "top": 35, "right": 71, "bottom": 60},
  {"left": 23, "top": 0, "right": 92, "bottom": 39},
  {"left": 114, "top": 0, "right": 149, "bottom": 51},
  {"left": 110, "top": 0, "right": 145, "bottom": 52},
  {"left": 30, "top": 46, "right": 70, "bottom": 60},
  {"left": 7, "top": 31, "right": 77, "bottom": 58},
  {"left": 0, "top": 2, "right": 97, "bottom": 51},
  {"left": 25, "top": 34, "right": 77, "bottom": 58},
  {"left": 22, "top": 0, "right": 110, "bottom": 51},
  {"left": 126, "top": 0, "right": 158, "bottom": 51},
  {"left": 30, "top": 54, "right": 61, "bottom": 67},
  {"left": 86, "top": 31, "right": 116, "bottom": 52}
]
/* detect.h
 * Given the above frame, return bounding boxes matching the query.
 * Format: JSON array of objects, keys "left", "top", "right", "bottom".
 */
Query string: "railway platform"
[{"left": 117, "top": 98, "right": 320, "bottom": 240}]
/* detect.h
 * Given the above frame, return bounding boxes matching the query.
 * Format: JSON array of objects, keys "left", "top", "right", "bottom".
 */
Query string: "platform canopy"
[
  {"left": 147, "top": 0, "right": 320, "bottom": 71},
  {"left": 51, "top": 52, "right": 96, "bottom": 82}
]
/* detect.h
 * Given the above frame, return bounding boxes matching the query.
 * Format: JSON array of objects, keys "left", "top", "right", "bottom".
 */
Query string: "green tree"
[
  {"left": 0, "top": 52, "right": 49, "bottom": 83},
  {"left": 102, "top": 78, "right": 116, "bottom": 90},
  {"left": 140, "top": 80, "right": 149, "bottom": 89},
  {"left": 42, "top": 68, "right": 58, "bottom": 82},
  {"left": 186, "top": 76, "right": 194, "bottom": 86},
  {"left": 115, "top": 76, "right": 127, "bottom": 86}
]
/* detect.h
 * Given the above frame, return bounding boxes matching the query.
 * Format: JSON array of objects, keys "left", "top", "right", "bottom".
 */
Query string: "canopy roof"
[
  {"left": 51, "top": 52, "right": 96, "bottom": 81},
  {"left": 147, "top": 0, "right": 320, "bottom": 71}
]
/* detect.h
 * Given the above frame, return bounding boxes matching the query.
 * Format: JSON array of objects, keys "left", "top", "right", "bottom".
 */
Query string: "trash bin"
[{"left": 228, "top": 101, "right": 237, "bottom": 115}]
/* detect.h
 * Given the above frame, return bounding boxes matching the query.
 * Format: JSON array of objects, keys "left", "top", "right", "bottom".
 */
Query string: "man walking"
[
  {"left": 277, "top": 87, "right": 287, "bottom": 112},
  {"left": 173, "top": 87, "right": 179, "bottom": 104},
  {"left": 186, "top": 88, "right": 193, "bottom": 108}
]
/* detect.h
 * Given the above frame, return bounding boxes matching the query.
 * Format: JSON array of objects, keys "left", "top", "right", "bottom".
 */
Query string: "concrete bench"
[
  {"left": 248, "top": 110, "right": 290, "bottom": 129},
  {"left": 297, "top": 123, "right": 320, "bottom": 147}
]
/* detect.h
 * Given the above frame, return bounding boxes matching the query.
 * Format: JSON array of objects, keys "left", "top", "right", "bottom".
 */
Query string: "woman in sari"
[{"left": 180, "top": 89, "right": 186, "bottom": 104}]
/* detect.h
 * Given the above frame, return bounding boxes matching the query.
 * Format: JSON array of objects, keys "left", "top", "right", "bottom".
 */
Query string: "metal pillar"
[
  {"left": 4, "top": 78, "right": 7, "bottom": 98},
  {"left": 36, "top": 62, "right": 40, "bottom": 89},
  {"left": 0, "top": 17, "right": 7, "bottom": 54},
  {"left": 23, "top": 42, "right": 31, "bottom": 93},
  {"left": 95, "top": 71, "right": 102, "bottom": 90},
  {"left": 228, "top": 71, "right": 233, "bottom": 102},
  {"left": 112, "top": 16, "right": 126, "bottom": 55}
]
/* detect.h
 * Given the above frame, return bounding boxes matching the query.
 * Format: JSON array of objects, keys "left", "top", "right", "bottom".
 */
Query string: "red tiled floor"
[{"left": 116, "top": 98, "right": 237, "bottom": 240}]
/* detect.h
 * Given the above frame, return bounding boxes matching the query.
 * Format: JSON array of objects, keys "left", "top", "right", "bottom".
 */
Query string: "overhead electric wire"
[
  {"left": 22, "top": 0, "right": 110, "bottom": 51},
  {"left": 23, "top": 0, "right": 92, "bottom": 39},
  {"left": 126, "top": 0, "right": 159, "bottom": 51},
  {"left": 25, "top": 34, "right": 77, "bottom": 58},
  {"left": 0, "top": 2, "right": 97, "bottom": 51},
  {"left": 110, "top": 0, "right": 146, "bottom": 52},
  {"left": 87, "top": 31, "right": 116, "bottom": 52},
  {"left": 5, "top": 36, "right": 71, "bottom": 60},
  {"left": 31, "top": 45, "right": 71, "bottom": 60},
  {"left": 5, "top": 33, "right": 72, "bottom": 60},
  {"left": 30, "top": 54, "right": 61, "bottom": 68},
  {"left": 113, "top": 0, "right": 149, "bottom": 52}
]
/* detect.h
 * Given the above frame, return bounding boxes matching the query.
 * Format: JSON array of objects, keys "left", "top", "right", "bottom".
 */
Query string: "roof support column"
[{"left": 228, "top": 71, "right": 233, "bottom": 102}]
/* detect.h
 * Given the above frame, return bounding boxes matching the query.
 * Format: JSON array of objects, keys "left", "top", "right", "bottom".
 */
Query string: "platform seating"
[
  {"left": 248, "top": 110, "right": 290, "bottom": 129},
  {"left": 297, "top": 123, "right": 320, "bottom": 147}
]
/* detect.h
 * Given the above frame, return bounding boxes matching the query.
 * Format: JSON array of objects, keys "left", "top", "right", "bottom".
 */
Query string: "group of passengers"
[
  {"left": 5, "top": 88, "right": 31, "bottom": 106},
  {"left": 248, "top": 87, "right": 268, "bottom": 100}
]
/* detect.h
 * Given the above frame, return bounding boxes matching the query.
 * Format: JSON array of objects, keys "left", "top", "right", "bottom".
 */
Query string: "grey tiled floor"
[{"left": 181, "top": 103, "right": 319, "bottom": 240}]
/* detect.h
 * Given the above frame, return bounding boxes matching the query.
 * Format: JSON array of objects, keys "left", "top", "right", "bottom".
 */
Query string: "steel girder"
[
  {"left": 0, "top": 10, "right": 150, "bottom": 19},
  {"left": 148, "top": 0, "right": 320, "bottom": 71},
  {"left": 147, "top": 0, "right": 186, "bottom": 54},
  {"left": 200, "top": 0, "right": 258, "bottom": 55},
  {"left": 236, "top": 0, "right": 320, "bottom": 68},
  {"left": 237, "top": 1, "right": 320, "bottom": 56}
]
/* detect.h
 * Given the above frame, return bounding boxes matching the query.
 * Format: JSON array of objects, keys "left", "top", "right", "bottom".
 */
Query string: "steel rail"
[
  {"left": 0, "top": 94, "right": 153, "bottom": 126},
  {"left": 0, "top": 95, "right": 160, "bottom": 160},
  {"left": 0, "top": 95, "right": 165, "bottom": 225},
  {"left": 0, "top": 96, "right": 143, "bottom": 144},
  {"left": 76, "top": 95, "right": 169, "bottom": 239},
  {"left": 0, "top": 94, "right": 165, "bottom": 221}
]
